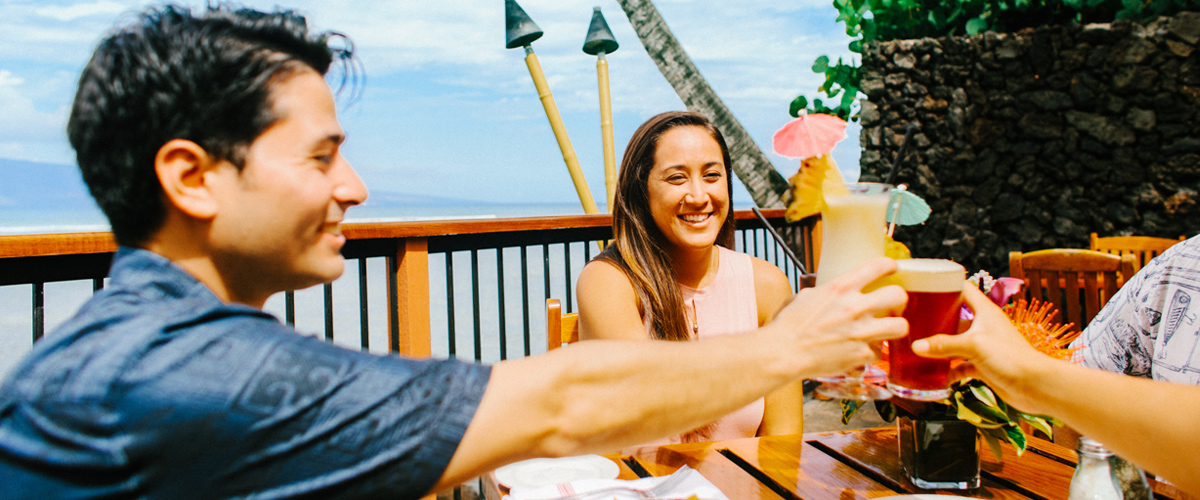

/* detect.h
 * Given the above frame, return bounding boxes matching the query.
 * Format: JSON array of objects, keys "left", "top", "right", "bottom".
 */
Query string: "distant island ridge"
[{"left": 0, "top": 157, "right": 608, "bottom": 235}]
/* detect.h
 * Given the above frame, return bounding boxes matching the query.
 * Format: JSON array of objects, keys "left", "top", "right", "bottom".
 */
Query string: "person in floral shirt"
[{"left": 1071, "top": 235, "right": 1200, "bottom": 384}]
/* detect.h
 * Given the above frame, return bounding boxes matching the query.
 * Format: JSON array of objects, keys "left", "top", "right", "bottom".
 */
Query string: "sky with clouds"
[{"left": 0, "top": 0, "right": 862, "bottom": 207}]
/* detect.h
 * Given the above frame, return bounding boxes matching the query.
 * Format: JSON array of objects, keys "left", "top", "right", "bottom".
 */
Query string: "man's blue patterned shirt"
[{"left": 0, "top": 247, "right": 489, "bottom": 499}]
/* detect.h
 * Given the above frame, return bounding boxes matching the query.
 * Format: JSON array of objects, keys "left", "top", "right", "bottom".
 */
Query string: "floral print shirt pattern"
[{"left": 1072, "top": 235, "right": 1200, "bottom": 384}]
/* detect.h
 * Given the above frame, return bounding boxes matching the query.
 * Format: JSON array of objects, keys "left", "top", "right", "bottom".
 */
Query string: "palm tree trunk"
[{"left": 616, "top": 0, "right": 789, "bottom": 208}]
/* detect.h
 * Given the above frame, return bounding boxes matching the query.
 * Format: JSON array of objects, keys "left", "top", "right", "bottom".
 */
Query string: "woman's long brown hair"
[{"left": 594, "top": 111, "right": 736, "bottom": 341}]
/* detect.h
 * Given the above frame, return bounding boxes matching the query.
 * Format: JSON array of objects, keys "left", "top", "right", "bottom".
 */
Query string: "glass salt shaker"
[{"left": 1068, "top": 436, "right": 1151, "bottom": 500}]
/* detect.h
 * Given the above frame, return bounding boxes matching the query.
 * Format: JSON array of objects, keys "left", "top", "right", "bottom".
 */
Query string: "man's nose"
[{"left": 333, "top": 156, "right": 368, "bottom": 206}]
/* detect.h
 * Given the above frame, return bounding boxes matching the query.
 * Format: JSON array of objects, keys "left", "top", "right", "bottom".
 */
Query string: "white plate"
[{"left": 495, "top": 455, "right": 621, "bottom": 489}]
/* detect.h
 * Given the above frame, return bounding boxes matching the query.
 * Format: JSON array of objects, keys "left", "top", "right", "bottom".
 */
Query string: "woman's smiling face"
[{"left": 646, "top": 125, "right": 730, "bottom": 256}]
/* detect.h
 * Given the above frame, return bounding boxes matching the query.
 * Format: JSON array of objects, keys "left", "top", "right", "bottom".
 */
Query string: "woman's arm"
[
  {"left": 576, "top": 260, "right": 651, "bottom": 341},
  {"left": 752, "top": 257, "right": 803, "bottom": 436}
]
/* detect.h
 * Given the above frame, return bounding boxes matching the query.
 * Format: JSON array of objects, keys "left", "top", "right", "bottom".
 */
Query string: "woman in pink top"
[{"left": 576, "top": 111, "right": 798, "bottom": 443}]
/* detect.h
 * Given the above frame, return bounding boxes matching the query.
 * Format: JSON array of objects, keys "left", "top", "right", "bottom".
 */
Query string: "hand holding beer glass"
[{"left": 887, "top": 258, "right": 966, "bottom": 401}]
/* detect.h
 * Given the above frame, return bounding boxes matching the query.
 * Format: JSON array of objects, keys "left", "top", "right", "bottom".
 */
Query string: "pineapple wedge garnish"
[{"left": 785, "top": 154, "right": 848, "bottom": 222}]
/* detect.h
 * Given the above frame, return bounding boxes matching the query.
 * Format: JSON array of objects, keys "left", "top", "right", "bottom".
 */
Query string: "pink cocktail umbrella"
[{"left": 772, "top": 112, "right": 848, "bottom": 159}]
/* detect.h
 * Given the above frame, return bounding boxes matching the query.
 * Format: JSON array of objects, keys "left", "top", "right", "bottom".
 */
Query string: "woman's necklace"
[
  {"left": 685, "top": 249, "right": 716, "bottom": 337},
  {"left": 690, "top": 298, "right": 699, "bottom": 335}
]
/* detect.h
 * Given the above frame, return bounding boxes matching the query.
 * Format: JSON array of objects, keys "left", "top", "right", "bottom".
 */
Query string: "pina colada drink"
[
  {"left": 812, "top": 182, "right": 895, "bottom": 401},
  {"left": 815, "top": 183, "right": 892, "bottom": 285}
]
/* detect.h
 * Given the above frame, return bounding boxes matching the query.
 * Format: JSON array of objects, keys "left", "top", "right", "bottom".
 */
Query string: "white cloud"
[
  {"left": 276, "top": 0, "right": 505, "bottom": 70},
  {"left": 0, "top": 71, "right": 23, "bottom": 86},
  {"left": 35, "top": 1, "right": 129, "bottom": 22},
  {"left": 0, "top": 74, "right": 71, "bottom": 163},
  {"left": 0, "top": 1, "right": 134, "bottom": 65},
  {"left": 0, "top": 80, "right": 63, "bottom": 132},
  {"left": 0, "top": 143, "right": 23, "bottom": 161}
]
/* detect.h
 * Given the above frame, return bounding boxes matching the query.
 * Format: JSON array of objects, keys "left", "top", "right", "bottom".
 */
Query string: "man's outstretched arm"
[{"left": 433, "top": 258, "right": 907, "bottom": 492}]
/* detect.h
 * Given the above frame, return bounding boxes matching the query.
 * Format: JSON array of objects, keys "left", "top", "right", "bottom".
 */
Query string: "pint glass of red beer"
[{"left": 887, "top": 258, "right": 966, "bottom": 401}]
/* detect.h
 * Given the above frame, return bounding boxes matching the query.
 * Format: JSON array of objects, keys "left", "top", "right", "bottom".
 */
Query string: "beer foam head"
[{"left": 894, "top": 258, "right": 965, "bottom": 292}]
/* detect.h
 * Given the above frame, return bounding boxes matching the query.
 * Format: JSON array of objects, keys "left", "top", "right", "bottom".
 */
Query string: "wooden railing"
[{"left": 0, "top": 209, "right": 815, "bottom": 365}]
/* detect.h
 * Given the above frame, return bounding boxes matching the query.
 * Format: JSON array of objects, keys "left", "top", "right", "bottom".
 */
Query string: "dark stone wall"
[{"left": 858, "top": 13, "right": 1200, "bottom": 275}]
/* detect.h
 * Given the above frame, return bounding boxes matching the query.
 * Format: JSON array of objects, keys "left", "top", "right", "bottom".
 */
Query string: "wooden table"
[{"left": 483, "top": 426, "right": 1194, "bottom": 500}]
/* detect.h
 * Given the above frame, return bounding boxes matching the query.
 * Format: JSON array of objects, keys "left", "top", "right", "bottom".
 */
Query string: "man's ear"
[{"left": 155, "top": 139, "right": 222, "bottom": 219}]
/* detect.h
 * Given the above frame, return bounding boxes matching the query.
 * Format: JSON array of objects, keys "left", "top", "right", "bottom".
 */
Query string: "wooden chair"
[
  {"left": 1089, "top": 232, "right": 1186, "bottom": 273},
  {"left": 1009, "top": 249, "right": 1136, "bottom": 333},
  {"left": 546, "top": 298, "right": 578, "bottom": 351}
]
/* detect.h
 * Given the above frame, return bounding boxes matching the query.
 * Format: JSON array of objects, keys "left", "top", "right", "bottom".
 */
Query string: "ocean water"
[
  {"left": 0, "top": 207, "right": 111, "bottom": 235},
  {"left": 0, "top": 202, "right": 596, "bottom": 235}
]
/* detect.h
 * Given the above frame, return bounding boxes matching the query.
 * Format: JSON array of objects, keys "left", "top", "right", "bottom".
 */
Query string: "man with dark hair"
[
  {"left": 0, "top": 4, "right": 907, "bottom": 499},
  {"left": 67, "top": 4, "right": 347, "bottom": 247}
]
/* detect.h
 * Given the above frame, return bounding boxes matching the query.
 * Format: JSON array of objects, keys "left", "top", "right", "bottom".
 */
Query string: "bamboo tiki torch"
[
  {"left": 506, "top": 0, "right": 598, "bottom": 214},
  {"left": 582, "top": 7, "right": 619, "bottom": 213}
]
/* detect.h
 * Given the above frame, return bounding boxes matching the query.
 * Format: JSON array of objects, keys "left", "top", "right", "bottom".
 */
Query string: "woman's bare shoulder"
[
  {"left": 578, "top": 258, "right": 630, "bottom": 287},
  {"left": 577, "top": 258, "right": 645, "bottom": 340}
]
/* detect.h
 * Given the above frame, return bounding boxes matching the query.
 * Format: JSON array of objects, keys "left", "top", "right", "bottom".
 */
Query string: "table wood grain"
[{"left": 481, "top": 426, "right": 1193, "bottom": 500}]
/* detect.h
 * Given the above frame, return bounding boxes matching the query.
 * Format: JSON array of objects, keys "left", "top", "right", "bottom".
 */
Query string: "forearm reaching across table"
[
  {"left": 431, "top": 258, "right": 907, "bottom": 493},
  {"left": 914, "top": 286, "right": 1200, "bottom": 496}
]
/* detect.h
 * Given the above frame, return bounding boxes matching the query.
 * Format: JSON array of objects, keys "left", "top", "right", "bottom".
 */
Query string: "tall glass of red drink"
[{"left": 887, "top": 258, "right": 965, "bottom": 401}]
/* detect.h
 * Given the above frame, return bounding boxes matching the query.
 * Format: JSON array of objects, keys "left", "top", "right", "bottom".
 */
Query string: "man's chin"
[
  {"left": 291, "top": 259, "right": 346, "bottom": 290},
  {"left": 319, "top": 259, "right": 347, "bottom": 283}
]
